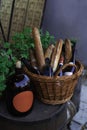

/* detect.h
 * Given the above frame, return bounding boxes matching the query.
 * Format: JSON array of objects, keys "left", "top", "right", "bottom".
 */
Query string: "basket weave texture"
[
  {"left": 0, "top": 0, "right": 13, "bottom": 39},
  {"left": 0, "top": 0, "right": 45, "bottom": 41},
  {"left": 24, "top": 61, "right": 84, "bottom": 105}
]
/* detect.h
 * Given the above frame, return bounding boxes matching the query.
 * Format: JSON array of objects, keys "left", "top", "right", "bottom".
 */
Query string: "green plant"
[
  {"left": 0, "top": 27, "right": 55, "bottom": 96},
  {"left": 40, "top": 30, "right": 55, "bottom": 49},
  {"left": 0, "top": 42, "right": 16, "bottom": 95},
  {"left": 11, "top": 28, "right": 34, "bottom": 59},
  {"left": 11, "top": 27, "right": 55, "bottom": 59}
]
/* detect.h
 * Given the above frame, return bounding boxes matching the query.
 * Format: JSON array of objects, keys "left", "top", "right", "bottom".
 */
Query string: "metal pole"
[
  {"left": 0, "top": 19, "right": 6, "bottom": 42},
  {"left": 7, "top": 0, "right": 15, "bottom": 42}
]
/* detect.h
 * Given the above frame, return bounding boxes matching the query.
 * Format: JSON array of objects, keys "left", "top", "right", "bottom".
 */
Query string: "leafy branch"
[
  {"left": 0, "top": 42, "right": 16, "bottom": 95},
  {"left": 11, "top": 27, "right": 55, "bottom": 59}
]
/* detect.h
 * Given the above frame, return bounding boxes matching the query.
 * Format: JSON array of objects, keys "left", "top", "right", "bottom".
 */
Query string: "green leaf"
[
  {"left": 6, "top": 49, "right": 12, "bottom": 55},
  {"left": 70, "top": 39, "right": 77, "bottom": 46},
  {"left": 0, "top": 83, "right": 6, "bottom": 91},
  {"left": 3, "top": 42, "right": 10, "bottom": 48},
  {"left": 0, "top": 75, "right": 5, "bottom": 82}
]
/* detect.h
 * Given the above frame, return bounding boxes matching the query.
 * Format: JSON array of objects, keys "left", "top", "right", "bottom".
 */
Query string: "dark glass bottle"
[
  {"left": 70, "top": 41, "right": 77, "bottom": 73},
  {"left": 21, "top": 57, "right": 40, "bottom": 75},
  {"left": 58, "top": 55, "right": 64, "bottom": 76},
  {"left": 41, "top": 58, "right": 53, "bottom": 76},
  {"left": 6, "top": 61, "right": 34, "bottom": 116},
  {"left": 70, "top": 41, "right": 77, "bottom": 63}
]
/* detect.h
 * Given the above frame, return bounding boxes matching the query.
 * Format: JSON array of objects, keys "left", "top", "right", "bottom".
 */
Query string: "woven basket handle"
[{"left": 54, "top": 63, "right": 77, "bottom": 77}]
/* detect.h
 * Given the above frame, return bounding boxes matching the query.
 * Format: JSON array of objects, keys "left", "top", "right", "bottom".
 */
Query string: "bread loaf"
[
  {"left": 65, "top": 39, "right": 72, "bottom": 63},
  {"left": 44, "top": 44, "right": 55, "bottom": 60},
  {"left": 51, "top": 39, "right": 63, "bottom": 72},
  {"left": 32, "top": 27, "right": 45, "bottom": 70}
]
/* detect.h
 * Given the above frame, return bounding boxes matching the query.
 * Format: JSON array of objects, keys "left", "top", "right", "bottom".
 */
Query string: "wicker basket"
[{"left": 24, "top": 61, "right": 84, "bottom": 105}]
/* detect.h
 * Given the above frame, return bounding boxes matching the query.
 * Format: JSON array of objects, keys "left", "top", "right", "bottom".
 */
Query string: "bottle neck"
[
  {"left": 58, "top": 56, "right": 64, "bottom": 76},
  {"left": 59, "top": 55, "right": 64, "bottom": 67},
  {"left": 21, "top": 58, "right": 40, "bottom": 75},
  {"left": 41, "top": 58, "right": 53, "bottom": 76},
  {"left": 45, "top": 58, "right": 51, "bottom": 66},
  {"left": 15, "top": 67, "right": 23, "bottom": 75},
  {"left": 71, "top": 42, "right": 76, "bottom": 63},
  {"left": 14, "top": 67, "right": 25, "bottom": 82}
]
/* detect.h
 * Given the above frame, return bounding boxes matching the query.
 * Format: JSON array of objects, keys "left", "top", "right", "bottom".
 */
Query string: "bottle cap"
[
  {"left": 69, "top": 62, "right": 74, "bottom": 64},
  {"left": 16, "top": 61, "right": 21, "bottom": 68},
  {"left": 64, "top": 72, "right": 73, "bottom": 76}
]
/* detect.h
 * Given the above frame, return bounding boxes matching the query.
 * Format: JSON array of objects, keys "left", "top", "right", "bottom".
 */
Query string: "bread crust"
[
  {"left": 44, "top": 44, "right": 55, "bottom": 60},
  {"left": 51, "top": 39, "right": 63, "bottom": 72},
  {"left": 65, "top": 39, "right": 72, "bottom": 63},
  {"left": 32, "top": 27, "right": 45, "bottom": 70}
]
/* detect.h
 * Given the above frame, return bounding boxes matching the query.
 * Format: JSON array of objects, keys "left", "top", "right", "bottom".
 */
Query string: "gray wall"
[{"left": 42, "top": 0, "right": 87, "bottom": 66}]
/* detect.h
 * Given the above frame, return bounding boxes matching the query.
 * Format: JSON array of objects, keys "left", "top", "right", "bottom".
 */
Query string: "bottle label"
[
  {"left": 13, "top": 91, "right": 33, "bottom": 112},
  {"left": 64, "top": 72, "right": 73, "bottom": 76},
  {"left": 15, "top": 75, "right": 29, "bottom": 88}
]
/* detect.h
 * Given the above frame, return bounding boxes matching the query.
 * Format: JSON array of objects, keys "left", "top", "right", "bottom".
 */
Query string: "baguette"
[
  {"left": 51, "top": 39, "right": 63, "bottom": 72},
  {"left": 32, "top": 27, "right": 45, "bottom": 70},
  {"left": 65, "top": 39, "right": 72, "bottom": 63},
  {"left": 44, "top": 44, "right": 55, "bottom": 60}
]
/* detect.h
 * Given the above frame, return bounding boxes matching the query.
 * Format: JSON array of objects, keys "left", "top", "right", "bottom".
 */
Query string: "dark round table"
[{"left": 0, "top": 98, "right": 67, "bottom": 130}]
